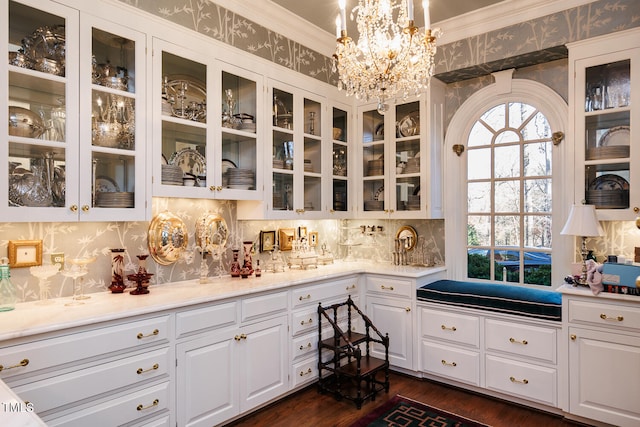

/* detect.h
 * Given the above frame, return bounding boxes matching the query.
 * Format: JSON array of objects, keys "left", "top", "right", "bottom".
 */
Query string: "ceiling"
[{"left": 268, "top": 0, "right": 506, "bottom": 37}]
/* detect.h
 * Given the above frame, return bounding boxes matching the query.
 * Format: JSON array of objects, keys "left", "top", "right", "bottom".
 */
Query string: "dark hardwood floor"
[{"left": 228, "top": 371, "right": 588, "bottom": 427}]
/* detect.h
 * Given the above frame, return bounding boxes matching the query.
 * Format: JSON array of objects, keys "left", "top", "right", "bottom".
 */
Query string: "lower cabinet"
[{"left": 366, "top": 295, "right": 413, "bottom": 370}]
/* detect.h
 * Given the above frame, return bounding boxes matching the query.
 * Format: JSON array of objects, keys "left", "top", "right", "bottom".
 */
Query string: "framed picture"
[
  {"left": 8, "top": 240, "right": 43, "bottom": 268},
  {"left": 260, "top": 230, "right": 276, "bottom": 252},
  {"left": 309, "top": 231, "right": 318, "bottom": 247},
  {"left": 298, "top": 226, "right": 307, "bottom": 239},
  {"left": 279, "top": 228, "right": 295, "bottom": 251}
]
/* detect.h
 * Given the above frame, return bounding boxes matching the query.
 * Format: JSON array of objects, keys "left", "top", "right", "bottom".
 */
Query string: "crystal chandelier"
[{"left": 333, "top": 0, "right": 440, "bottom": 114}]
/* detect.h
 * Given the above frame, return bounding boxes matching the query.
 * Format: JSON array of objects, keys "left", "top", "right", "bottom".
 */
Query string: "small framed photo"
[
  {"left": 260, "top": 230, "right": 276, "bottom": 252},
  {"left": 279, "top": 228, "right": 295, "bottom": 251},
  {"left": 298, "top": 226, "right": 307, "bottom": 239},
  {"left": 8, "top": 240, "right": 43, "bottom": 268},
  {"left": 309, "top": 231, "right": 318, "bottom": 247}
]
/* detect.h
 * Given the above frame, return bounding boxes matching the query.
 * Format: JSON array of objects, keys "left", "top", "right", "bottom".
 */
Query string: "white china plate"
[
  {"left": 599, "top": 126, "right": 630, "bottom": 147},
  {"left": 374, "top": 186, "right": 384, "bottom": 201},
  {"left": 169, "top": 148, "right": 206, "bottom": 177},
  {"left": 95, "top": 176, "right": 120, "bottom": 193},
  {"left": 398, "top": 111, "right": 420, "bottom": 137},
  {"left": 221, "top": 158, "right": 237, "bottom": 175}
]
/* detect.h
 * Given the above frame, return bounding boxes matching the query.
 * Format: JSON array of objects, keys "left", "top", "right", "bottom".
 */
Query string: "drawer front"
[
  {"left": 14, "top": 347, "right": 171, "bottom": 414},
  {"left": 486, "top": 355, "right": 557, "bottom": 406},
  {"left": 366, "top": 276, "right": 413, "bottom": 298},
  {"left": 568, "top": 299, "right": 640, "bottom": 331},
  {"left": 176, "top": 301, "right": 237, "bottom": 338},
  {"left": 242, "top": 291, "right": 288, "bottom": 322},
  {"left": 292, "top": 306, "right": 318, "bottom": 336},
  {"left": 485, "top": 319, "right": 557, "bottom": 363},
  {"left": 291, "top": 331, "right": 319, "bottom": 361},
  {"left": 420, "top": 307, "right": 479, "bottom": 348},
  {"left": 291, "top": 357, "right": 318, "bottom": 389},
  {"left": 292, "top": 277, "right": 359, "bottom": 309},
  {"left": 0, "top": 316, "right": 171, "bottom": 381},
  {"left": 131, "top": 414, "right": 171, "bottom": 427},
  {"left": 420, "top": 340, "right": 480, "bottom": 386},
  {"left": 45, "top": 381, "right": 170, "bottom": 427}
]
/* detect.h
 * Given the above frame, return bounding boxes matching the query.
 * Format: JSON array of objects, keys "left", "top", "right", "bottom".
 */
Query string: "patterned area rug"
[{"left": 350, "top": 395, "right": 489, "bottom": 427}]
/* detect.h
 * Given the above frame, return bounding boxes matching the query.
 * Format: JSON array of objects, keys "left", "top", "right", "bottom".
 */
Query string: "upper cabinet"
[
  {"left": 152, "top": 37, "right": 262, "bottom": 201},
  {"left": 569, "top": 28, "right": 640, "bottom": 220},
  {"left": 356, "top": 78, "right": 444, "bottom": 219},
  {"left": 2, "top": 0, "right": 147, "bottom": 222}
]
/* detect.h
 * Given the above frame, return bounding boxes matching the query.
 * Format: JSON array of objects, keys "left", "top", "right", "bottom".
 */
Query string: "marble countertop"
[{"left": 0, "top": 261, "right": 445, "bottom": 342}]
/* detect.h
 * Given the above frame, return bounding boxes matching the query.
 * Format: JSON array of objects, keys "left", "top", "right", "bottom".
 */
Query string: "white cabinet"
[
  {"left": 152, "top": 36, "right": 262, "bottom": 201},
  {"left": 569, "top": 28, "right": 640, "bottom": 220},
  {"left": 356, "top": 79, "right": 444, "bottom": 219},
  {"left": 2, "top": 0, "right": 147, "bottom": 221},
  {"left": 175, "top": 293, "right": 288, "bottom": 427},
  {"left": 564, "top": 292, "right": 640, "bottom": 427}
]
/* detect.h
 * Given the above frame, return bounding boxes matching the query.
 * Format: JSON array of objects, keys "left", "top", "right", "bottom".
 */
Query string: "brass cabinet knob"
[
  {"left": 81, "top": 205, "right": 90, "bottom": 212},
  {"left": 70, "top": 204, "right": 78, "bottom": 212},
  {"left": 570, "top": 334, "right": 577, "bottom": 341}
]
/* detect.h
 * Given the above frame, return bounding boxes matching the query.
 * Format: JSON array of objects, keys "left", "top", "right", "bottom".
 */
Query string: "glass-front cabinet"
[
  {"left": 570, "top": 28, "right": 639, "bottom": 220},
  {"left": 357, "top": 79, "right": 444, "bottom": 219},
  {"left": 3, "top": 0, "right": 146, "bottom": 221},
  {"left": 329, "top": 103, "right": 350, "bottom": 217},
  {"left": 152, "top": 38, "right": 261, "bottom": 200}
]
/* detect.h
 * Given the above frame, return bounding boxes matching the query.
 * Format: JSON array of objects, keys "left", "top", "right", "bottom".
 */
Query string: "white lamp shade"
[{"left": 560, "top": 204, "right": 604, "bottom": 237}]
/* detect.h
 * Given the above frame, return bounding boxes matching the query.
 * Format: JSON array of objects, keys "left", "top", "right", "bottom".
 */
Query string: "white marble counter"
[{"left": 0, "top": 261, "right": 445, "bottom": 342}]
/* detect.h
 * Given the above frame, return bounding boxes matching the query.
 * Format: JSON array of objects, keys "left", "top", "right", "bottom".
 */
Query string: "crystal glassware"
[{"left": 30, "top": 264, "right": 59, "bottom": 305}]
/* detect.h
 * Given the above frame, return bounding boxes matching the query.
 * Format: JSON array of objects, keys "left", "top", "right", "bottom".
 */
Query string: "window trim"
[{"left": 443, "top": 71, "right": 570, "bottom": 288}]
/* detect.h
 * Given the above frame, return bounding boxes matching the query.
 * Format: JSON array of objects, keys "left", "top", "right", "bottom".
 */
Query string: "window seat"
[{"left": 416, "top": 279, "right": 562, "bottom": 321}]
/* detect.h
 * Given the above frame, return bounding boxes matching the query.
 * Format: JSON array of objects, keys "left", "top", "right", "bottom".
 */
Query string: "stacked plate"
[
  {"left": 364, "top": 200, "right": 384, "bottom": 211},
  {"left": 367, "top": 159, "right": 384, "bottom": 176},
  {"left": 406, "top": 195, "right": 421, "bottom": 210},
  {"left": 404, "top": 157, "right": 420, "bottom": 174},
  {"left": 95, "top": 192, "right": 134, "bottom": 208},
  {"left": 161, "top": 164, "right": 184, "bottom": 185},
  {"left": 304, "top": 159, "right": 313, "bottom": 172},
  {"left": 227, "top": 168, "right": 254, "bottom": 189}
]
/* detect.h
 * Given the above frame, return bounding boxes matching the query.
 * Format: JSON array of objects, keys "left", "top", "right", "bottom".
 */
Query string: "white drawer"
[
  {"left": 291, "top": 357, "right": 318, "bottom": 388},
  {"left": 420, "top": 340, "right": 480, "bottom": 386},
  {"left": 568, "top": 299, "right": 640, "bottom": 332},
  {"left": 420, "top": 307, "right": 479, "bottom": 348},
  {"left": 45, "top": 381, "right": 170, "bottom": 427},
  {"left": 131, "top": 414, "right": 171, "bottom": 427},
  {"left": 14, "top": 347, "right": 171, "bottom": 415},
  {"left": 291, "top": 331, "right": 319, "bottom": 360},
  {"left": 366, "top": 276, "right": 413, "bottom": 298},
  {"left": 0, "top": 316, "right": 171, "bottom": 381},
  {"left": 292, "top": 277, "right": 359, "bottom": 308},
  {"left": 486, "top": 355, "right": 557, "bottom": 406},
  {"left": 485, "top": 319, "right": 557, "bottom": 363},
  {"left": 292, "top": 306, "right": 318, "bottom": 336},
  {"left": 176, "top": 302, "right": 237, "bottom": 338},
  {"left": 242, "top": 291, "right": 288, "bottom": 322}
]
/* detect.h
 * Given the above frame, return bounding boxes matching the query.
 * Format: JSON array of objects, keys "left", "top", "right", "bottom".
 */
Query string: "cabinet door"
[
  {"left": 3, "top": 0, "right": 79, "bottom": 221},
  {"left": 176, "top": 330, "right": 239, "bottom": 427},
  {"left": 366, "top": 296, "right": 413, "bottom": 370},
  {"left": 569, "top": 327, "right": 640, "bottom": 427},
  {"left": 79, "top": 15, "right": 146, "bottom": 221},
  {"left": 327, "top": 102, "right": 351, "bottom": 216},
  {"left": 240, "top": 315, "right": 288, "bottom": 412},
  {"left": 358, "top": 105, "right": 387, "bottom": 216}
]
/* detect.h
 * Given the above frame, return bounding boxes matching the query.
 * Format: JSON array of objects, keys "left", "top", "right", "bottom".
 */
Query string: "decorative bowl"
[{"left": 9, "top": 106, "right": 46, "bottom": 138}]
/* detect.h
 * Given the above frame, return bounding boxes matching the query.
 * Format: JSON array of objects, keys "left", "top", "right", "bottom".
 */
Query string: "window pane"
[
  {"left": 524, "top": 179, "right": 551, "bottom": 213},
  {"left": 494, "top": 145, "right": 520, "bottom": 178},
  {"left": 521, "top": 111, "right": 551, "bottom": 140},
  {"left": 480, "top": 104, "right": 506, "bottom": 131},
  {"left": 495, "top": 248, "right": 520, "bottom": 283},
  {"left": 467, "top": 248, "right": 490, "bottom": 280},
  {"left": 523, "top": 251, "right": 552, "bottom": 286},
  {"left": 468, "top": 215, "right": 491, "bottom": 246},
  {"left": 524, "top": 141, "right": 552, "bottom": 176},
  {"left": 467, "top": 148, "right": 491, "bottom": 180},
  {"left": 468, "top": 121, "right": 494, "bottom": 147},
  {"left": 494, "top": 215, "right": 519, "bottom": 246},
  {"left": 495, "top": 180, "right": 520, "bottom": 212},
  {"left": 468, "top": 182, "right": 491, "bottom": 213},
  {"left": 495, "top": 129, "right": 520, "bottom": 144},
  {"left": 509, "top": 102, "right": 537, "bottom": 129},
  {"left": 524, "top": 215, "right": 552, "bottom": 248}
]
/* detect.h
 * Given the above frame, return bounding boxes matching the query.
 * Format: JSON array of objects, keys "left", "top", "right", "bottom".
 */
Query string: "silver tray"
[{"left": 148, "top": 211, "right": 188, "bottom": 266}]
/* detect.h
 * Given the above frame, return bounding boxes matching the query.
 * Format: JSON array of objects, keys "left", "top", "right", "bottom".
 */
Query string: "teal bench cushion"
[{"left": 417, "top": 279, "right": 562, "bottom": 321}]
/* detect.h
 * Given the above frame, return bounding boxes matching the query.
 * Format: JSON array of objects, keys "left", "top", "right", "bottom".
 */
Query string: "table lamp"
[{"left": 560, "top": 204, "right": 604, "bottom": 285}]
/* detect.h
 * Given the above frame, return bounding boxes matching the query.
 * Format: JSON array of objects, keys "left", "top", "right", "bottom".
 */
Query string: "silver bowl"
[
  {"left": 8, "top": 51, "right": 33, "bottom": 69},
  {"left": 9, "top": 106, "right": 46, "bottom": 138},
  {"left": 34, "top": 57, "right": 63, "bottom": 76},
  {"left": 93, "top": 122, "right": 122, "bottom": 148}
]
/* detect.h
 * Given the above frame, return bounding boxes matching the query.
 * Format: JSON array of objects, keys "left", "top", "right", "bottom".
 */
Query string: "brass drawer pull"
[
  {"left": 510, "top": 376, "right": 529, "bottom": 385},
  {"left": 405, "top": 307, "right": 411, "bottom": 312},
  {"left": 299, "top": 294, "right": 311, "bottom": 301},
  {"left": 0, "top": 358, "right": 29, "bottom": 372},
  {"left": 137, "top": 399, "right": 159, "bottom": 411},
  {"left": 234, "top": 334, "right": 247, "bottom": 341},
  {"left": 137, "top": 329, "right": 159, "bottom": 339},
  {"left": 381, "top": 285, "right": 394, "bottom": 291},
  {"left": 441, "top": 325, "right": 457, "bottom": 332},
  {"left": 300, "top": 342, "right": 312, "bottom": 350},
  {"left": 441, "top": 359, "right": 457, "bottom": 367},
  {"left": 299, "top": 368, "right": 312, "bottom": 376},
  {"left": 346, "top": 284, "right": 356, "bottom": 290},
  {"left": 509, "top": 337, "right": 528, "bottom": 345},
  {"left": 300, "top": 318, "right": 313, "bottom": 326},
  {"left": 136, "top": 363, "right": 159, "bottom": 375},
  {"left": 600, "top": 313, "right": 624, "bottom": 322}
]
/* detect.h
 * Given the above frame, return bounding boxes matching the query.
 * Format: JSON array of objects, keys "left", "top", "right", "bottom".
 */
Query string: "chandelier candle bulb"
[
  {"left": 336, "top": 15, "right": 341, "bottom": 38},
  {"left": 339, "top": 0, "right": 347, "bottom": 31},
  {"left": 423, "top": 0, "right": 430, "bottom": 29},
  {"left": 407, "top": 0, "right": 414, "bottom": 20}
]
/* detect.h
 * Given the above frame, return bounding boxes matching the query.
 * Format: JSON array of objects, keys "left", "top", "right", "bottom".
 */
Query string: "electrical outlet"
[{"left": 51, "top": 253, "right": 64, "bottom": 270}]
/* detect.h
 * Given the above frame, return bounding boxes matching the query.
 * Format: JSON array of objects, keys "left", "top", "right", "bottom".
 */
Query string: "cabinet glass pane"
[
  {"left": 91, "top": 91, "right": 135, "bottom": 150},
  {"left": 363, "top": 179, "right": 384, "bottom": 211},
  {"left": 162, "top": 52, "right": 207, "bottom": 123},
  {"left": 585, "top": 162, "right": 630, "bottom": 209},
  {"left": 333, "top": 107, "right": 347, "bottom": 142},
  {"left": 395, "top": 138, "right": 420, "bottom": 174},
  {"left": 585, "top": 111, "right": 630, "bottom": 159},
  {"left": 93, "top": 153, "right": 135, "bottom": 208},
  {"left": 304, "top": 137, "right": 321, "bottom": 174},
  {"left": 362, "top": 109, "right": 384, "bottom": 142},
  {"left": 304, "top": 176, "right": 321, "bottom": 211},
  {"left": 396, "top": 176, "right": 420, "bottom": 211},
  {"left": 92, "top": 28, "right": 135, "bottom": 93},
  {"left": 273, "top": 88, "right": 293, "bottom": 130},
  {"left": 222, "top": 71, "right": 256, "bottom": 132},
  {"left": 333, "top": 179, "right": 347, "bottom": 212},
  {"left": 273, "top": 172, "right": 293, "bottom": 210},
  {"left": 332, "top": 143, "right": 347, "bottom": 177},
  {"left": 304, "top": 98, "right": 320, "bottom": 136},
  {"left": 222, "top": 133, "right": 256, "bottom": 190},
  {"left": 161, "top": 121, "right": 206, "bottom": 185},
  {"left": 273, "top": 130, "right": 293, "bottom": 171},
  {"left": 363, "top": 144, "right": 384, "bottom": 177},
  {"left": 9, "top": 145, "right": 65, "bottom": 207},
  {"left": 585, "top": 59, "right": 630, "bottom": 112}
]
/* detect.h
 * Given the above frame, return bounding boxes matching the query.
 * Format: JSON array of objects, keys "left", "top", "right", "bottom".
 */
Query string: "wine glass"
[
  {"left": 61, "top": 256, "right": 96, "bottom": 305},
  {"left": 29, "top": 265, "right": 59, "bottom": 305}
]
